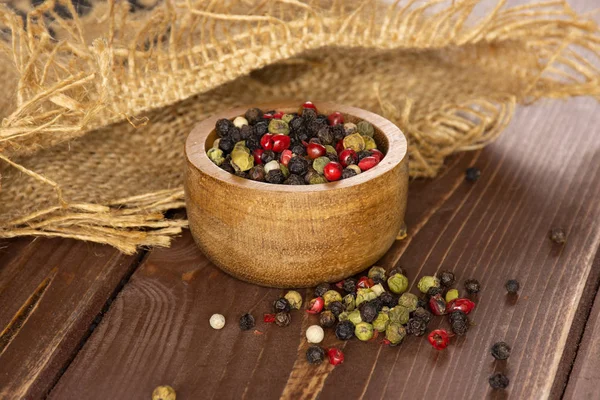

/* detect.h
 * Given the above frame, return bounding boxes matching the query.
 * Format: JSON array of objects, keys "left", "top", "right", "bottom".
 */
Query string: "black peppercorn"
[
  {"left": 332, "top": 125, "right": 345, "bottom": 141},
  {"left": 413, "top": 307, "right": 433, "bottom": 324},
  {"left": 326, "top": 152, "right": 339, "bottom": 162},
  {"left": 342, "top": 278, "right": 357, "bottom": 294},
  {"left": 254, "top": 121, "right": 268, "bottom": 136},
  {"left": 379, "top": 292, "right": 397, "bottom": 309},
  {"left": 216, "top": 118, "right": 235, "bottom": 138},
  {"left": 335, "top": 320, "right": 355, "bottom": 340},
  {"left": 288, "top": 156, "right": 309, "bottom": 175},
  {"left": 317, "top": 127, "right": 334, "bottom": 145},
  {"left": 389, "top": 267, "right": 407, "bottom": 277},
  {"left": 308, "top": 137, "right": 322, "bottom": 145},
  {"left": 359, "top": 301, "right": 378, "bottom": 323},
  {"left": 505, "top": 279, "right": 520, "bottom": 294},
  {"left": 230, "top": 127, "right": 241, "bottom": 143},
  {"left": 491, "top": 341, "right": 511, "bottom": 360},
  {"left": 406, "top": 317, "right": 427, "bottom": 336},
  {"left": 239, "top": 124, "right": 254, "bottom": 140},
  {"left": 342, "top": 168, "right": 357, "bottom": 179},
  {"left": 439, "top": 270, "right": 455, "bottom": 287},
  {"left": 284, "top": 174, "right": 305, "bottom": 185},
  {"left": 273, "top": 297, "right": 291, "bottom": 313},
  {"left": 449, "top": 310, "right": 469, "bottom": 335},
  {"left": 220, "top": 160, "right": 235, "bottom": 174},
  {"left": 218, "top": 136, "right": 235, "bottom": 153},
  {"left": 465, "top": 167, "right": 481, "bottom": 182},
  {"left": 306, "top": 345, "right": 325, "bottom": 364},
  {"left": 327, "top": 301, "right": 345, "bottom": 317},
  {"left": 464, "top": 279, "right": 481, "bottom": 294},
  {"left": 357, "top": 150, "right": 372, "bottom": 161},
  {"left": 245, "top": 107, "right": 263, "bottom": 125},
  {"left": 489, "top": 373, "right": 509, "bottom": 389},
  {"left": 239, "top": 313, "right": 255, "bottom": 331},
  {"left": 319, "top": 310, "right": 336, "bottom": 328},
  {"left": 289, "top": 116, "right": 304, "bottom": 133},
  {"left": 275, "top": 312, "right": 291, "bottom": 327},
  {"left": 314, "top": 283, "right": 331, "bottom": 298},
  {"left": 246, "top": 135, "right": 261, "bottom": 151},
  {"left": 291, "top": 144, "right": 306, "bottom": 156},
  {"left": 549, "top": 227, "right": 566, "bottom": 244},
  {"left": 316, "top": 114, "right": 328, "bottom": 125},
  {"left": 302, "top": 108, "right": 317, "bottom": 122},
  {"left": 248, "top": 165, "right": 266, "bottom": 182},
  {"left": 265, "top": 169, "right": 285, "bottom": 184},
  {"left": 427, "top": 286, "right": 443, "bottom": 297},
  {"left": 416, "top": 297, "right": 428, "bottom": 309},
  {"left": 261, "top": 150, "right": 276, "bottom": 164}
]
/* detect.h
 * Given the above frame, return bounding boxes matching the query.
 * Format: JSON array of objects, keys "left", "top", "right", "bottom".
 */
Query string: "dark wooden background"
[{"left": 1, "top": 1, "right": 599, "bottom": 397}]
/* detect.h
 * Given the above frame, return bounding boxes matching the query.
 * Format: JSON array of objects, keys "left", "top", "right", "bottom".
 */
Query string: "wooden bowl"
[{"left": 184, "top": 102, "right": 409, "bottom": 288}]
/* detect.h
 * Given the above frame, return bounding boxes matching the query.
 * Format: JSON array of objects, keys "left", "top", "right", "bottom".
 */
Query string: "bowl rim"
[{"left": 186, "top": 101, "right": 408, "bottom": 192}]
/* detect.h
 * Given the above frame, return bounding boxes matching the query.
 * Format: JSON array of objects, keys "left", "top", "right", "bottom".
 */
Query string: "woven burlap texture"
[{"left": 0, "top": 0, "right": 598, "bottom": 253}]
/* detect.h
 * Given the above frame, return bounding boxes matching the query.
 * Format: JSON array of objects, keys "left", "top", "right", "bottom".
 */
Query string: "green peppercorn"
[
  {"left": 284, "top": 290, "right": 303, "bottom": 310},
  {"left": 372, "top": 312, "right": 390, "bottom": 332},
  {"left": 445, "top": 289, "right": 459, "bottom": 303},
  {"left": 212, "top": 138, "right": 221, "bottom": 149},
  {"left": 343, "top": 133, "right": 366, "bottom": 152},
  {"left": 282, "top": 113, "right": 295, "bottom": 123},
  {"left": 313, "top": 156, "right": 331, "bottom": 174},
  {"left": 371, "top": 283, "right": 385, "bottom": 297},
  {"left": 319, "top": 310, "right": 336, "bottom": 328},
  {"left": 337, "top": 311, "right": 350, "bottom": 322},
  {"left": 280, "top": 164, "right": 290, "bottom": 178},
  {"left": 355, "top": 322, "right": 374, "bottom": 341},
  {"left": 268, "top": 119, "right": 290, "bottom": 135},
  {"left": 231, "top": 149, "right": 254, "bottom": 171},
  {"left": 275, "top": 312, "right": 291, "bottom": 327},
  {"left": 388, "top": 306, "right": 410, "bottom": 325},
  {"left": 368, "top": 266, "right": 387, "bottom": 284},
  {"left": 356, "top": 288, "right": 377, "bottom": 307},
  {"left": 343, "top": 294, "right": 356, "bottom": 311},
  {"left": 348, "top": 310, "right": 362, "bottom": 325},
  {"left": 388, "top": 273, "right": 409, "bottom": 294},
  {"left": 323, "top": 290, "right": 343, "bottom": 307},
  {"left": 417, "top": 276, "right": 440, "bottom": 294},
  {"left": 309, "top": 174, "right": 328, "bottom": 185},
  {"left": 324, "top": 145, "right": 337, "bottom": 154},
  {"left": 357, "top": 120, "right": 374, "bottom": 137},
  {"left": 397, "top": 293, "right": 418, "bottom": 312},
  {"left": 152, "top": 385, "right": 176, "bottom": 400},
  {"left": 385, "top": 322, "right": 406, "bottom": 345},
  {"left": 207, "top": 148, "right": 225, "bottom": 166},
  {"left": 363, "top": 136, "right": 377, "bottom": 150}
]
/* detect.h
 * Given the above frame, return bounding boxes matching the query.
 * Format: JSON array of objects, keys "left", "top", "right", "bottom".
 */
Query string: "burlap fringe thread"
[{"left": 0, "top": 0, "right": 598, "bottom": 254}]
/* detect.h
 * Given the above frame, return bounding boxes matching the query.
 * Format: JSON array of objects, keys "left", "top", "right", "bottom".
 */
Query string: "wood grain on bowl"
[{"left": 185, "top": 102, "right": 409, "bottom": 288}]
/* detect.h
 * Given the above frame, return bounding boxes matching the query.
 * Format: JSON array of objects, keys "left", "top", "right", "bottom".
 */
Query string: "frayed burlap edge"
[{"left": 0, "top": 0, "right": 598, "bottom": 254}]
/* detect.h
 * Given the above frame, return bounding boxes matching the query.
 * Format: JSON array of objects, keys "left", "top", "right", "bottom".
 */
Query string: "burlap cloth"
[{"left": 0, "top": 0, "right": 598, "bottom": 253}]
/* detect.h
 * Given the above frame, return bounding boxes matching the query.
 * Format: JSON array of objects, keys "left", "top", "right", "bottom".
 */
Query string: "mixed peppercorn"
[{"left": 207, "top": 101, "right": 385, "bottom": 184}]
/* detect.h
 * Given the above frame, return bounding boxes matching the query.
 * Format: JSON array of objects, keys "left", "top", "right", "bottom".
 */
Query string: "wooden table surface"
[{"left": 1, "top": 94, "right": 598, "bottom": 399}]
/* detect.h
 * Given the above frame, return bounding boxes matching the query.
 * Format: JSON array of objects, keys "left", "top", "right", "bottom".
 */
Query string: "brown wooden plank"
[
  {"left": 563, "top": 251, "right": 600, "bottom": 400},
  {"left": 0, "top": 237, "right": 140, "bottom": 399},
  {"left": 50, "top": 97, "right": 600, "bottom": 400}
]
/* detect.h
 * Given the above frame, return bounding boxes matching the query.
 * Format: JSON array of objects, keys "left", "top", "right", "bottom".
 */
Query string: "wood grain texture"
[
  {"left": 185, "top": 102, "right": 409, "bottom": 287},
  {"left": 50, "top": 96, "right": 600, "bottom": 399},
  {"left": 0, "top": 237, "right": 139, "bottom": 399},
  {"left": 563, "top": 251, "right": 600, "bottom": 400}
]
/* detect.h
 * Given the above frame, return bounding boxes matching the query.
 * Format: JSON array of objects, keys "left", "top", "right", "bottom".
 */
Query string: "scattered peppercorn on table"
[{"left": 1, "top": 98, "right": 600, "bottom": 400}]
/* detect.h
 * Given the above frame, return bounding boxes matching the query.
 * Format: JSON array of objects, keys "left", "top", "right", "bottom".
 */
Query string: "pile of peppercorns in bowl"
[{"left": 206, "top": 101, "right": 385, "bottom": 184}]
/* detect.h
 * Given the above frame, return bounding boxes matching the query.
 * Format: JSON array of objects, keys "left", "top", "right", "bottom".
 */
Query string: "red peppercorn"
[
  {"left": 358, "top": 156, "right": 379, "bottom": 171},
  {"left": 263, "top": 113, "right": 274, "bottom": 120},
  {"left": 253, "top": 149, "right": 264, "bottom": 165},
  {"left": 371, "top": 149, "right": 384, "bottom": 162},
  {"left": 260, "top": 134, "right": 274, "bottom": 150},
  {"left": 327, "top": 111, "right": 344, "bottom": 126},
  {"left": 357, "top": 276, "right": 374, "bottom": 289},
  {"left": 339, "top": 149, "right": 358, "bottom": 167},
  {"left": 264, "top": 313, "right": 276, "bottom": 323},
  {"left": 382, "top": 338, "right": 391, "bottom": 346},
  {"left": 280, "top": 149, "right": 293, "bottom": 166},
  {"left": 327, "top": 348, "right": 345, "bottom": 366},
  {"left": 335, "top": 140, "right": 345, "bottom": 155},
  {"left": 272, "top": 134, "right": 291, "bottom": 152},
  {"left": 323, "top": 161, "right": 343, "bottom": 181},
  {"left": 302, "top": 101, "right": 317, "bottom": 113},
  {"left": 428, "top": 329, "right": 450, "bottom": 350},
  {"left": 447, "top": 298, "right": 476, "bottom": 315},
  {"left": 273, "top": 111, "right": 284, "bottom": 119},
  {"left": 306, "top": 143, "right": 327, "bottom": 159},
  {"left": 335, "top": 280, "right": 344, "bottom": 289},
  {"left": 306, "top": 297, "right": 324, "bottom": 314},
  {"left": 429, "top": 294, "right": 447, "bottom": 316}
]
